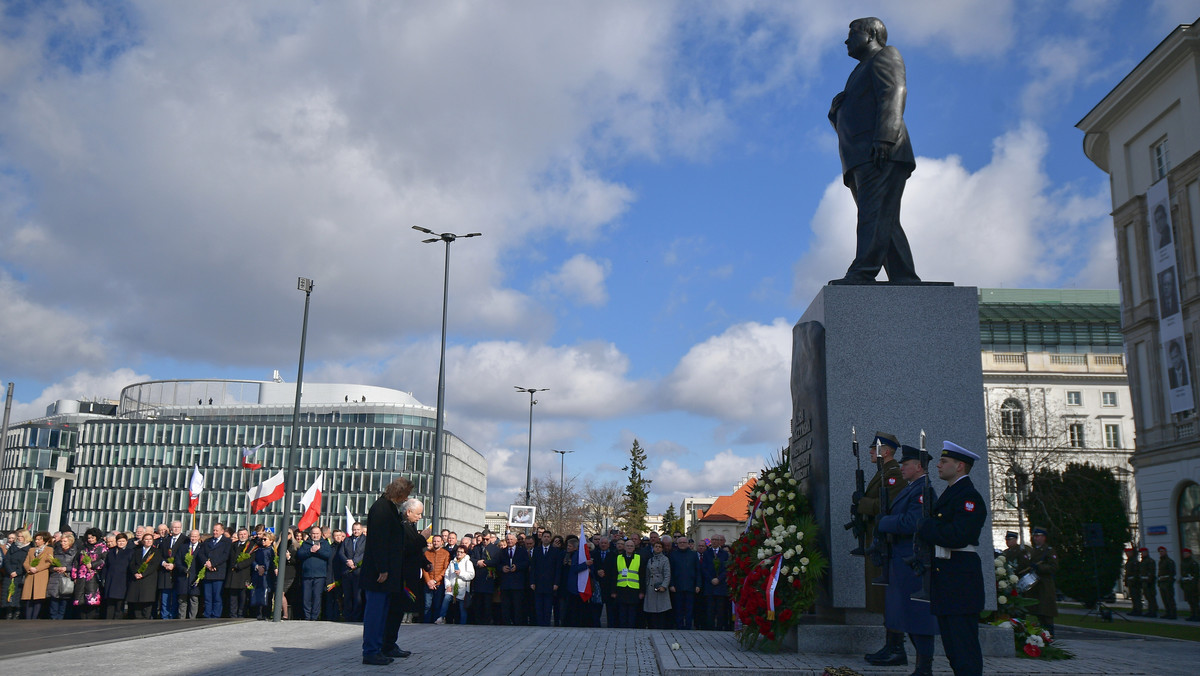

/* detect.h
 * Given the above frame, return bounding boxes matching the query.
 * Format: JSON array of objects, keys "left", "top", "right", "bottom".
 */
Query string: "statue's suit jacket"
[{"left": 830, "top": 45, "right": 915, "bottom": 179}]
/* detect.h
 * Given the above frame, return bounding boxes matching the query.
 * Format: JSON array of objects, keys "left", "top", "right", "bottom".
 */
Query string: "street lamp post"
[
  {"left": 553, "top": 449, "right": 572, "bottom": 533},
  {"left": 274, "top": 276, "right": 313, "bottom": 623},
  {"left": 414, "top": 226, "right": 480, "bottom": 534},
  {"left": 515, "top": 386, "right": 548, "bottom": 509}
]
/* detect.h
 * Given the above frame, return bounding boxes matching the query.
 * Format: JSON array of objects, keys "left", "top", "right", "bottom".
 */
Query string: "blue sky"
[{"left": 0, "top": 1, "right": 1194, "bottom": 512}]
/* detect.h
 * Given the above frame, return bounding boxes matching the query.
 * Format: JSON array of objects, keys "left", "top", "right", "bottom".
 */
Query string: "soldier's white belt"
[{"left": 934, "top": 545, "right": 976, "bottom": 559}]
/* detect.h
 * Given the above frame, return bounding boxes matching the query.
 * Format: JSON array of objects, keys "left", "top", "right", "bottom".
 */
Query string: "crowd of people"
[{"left": 0, "top": 514, "right": 739, "bottom": 640}]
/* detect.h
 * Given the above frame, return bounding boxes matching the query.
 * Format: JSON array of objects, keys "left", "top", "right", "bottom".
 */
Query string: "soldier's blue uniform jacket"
[
  {"left": 916, "top": 475, "right": 987, "bottom": 616},
  {"left": 876, "top": 473, "right": 939, "bottom": 635}
]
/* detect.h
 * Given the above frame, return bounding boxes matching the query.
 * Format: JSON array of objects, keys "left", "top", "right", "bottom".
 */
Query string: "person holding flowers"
[
  {"left": 72, "top": 528, "right": 107, "bottom": 619},
  {"left": 2, "top": 529, "right": 31, "bottom": 619},
  {"left": 127, "top": 532, "right": 159, "bottom": 619},
  {"left": 249, "top": 531, "right": 277, "bottom": 620},
  {"left": 47, "top": 531, "right": 78, "bottom": 619},
  {"left": 21, "top": 531, "right": 54, "bottom": 619}
]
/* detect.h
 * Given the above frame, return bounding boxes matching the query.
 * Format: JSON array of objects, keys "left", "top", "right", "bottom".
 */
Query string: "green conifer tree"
[{"left": 619, "top": 439, "right": 651, "bottom": 535}]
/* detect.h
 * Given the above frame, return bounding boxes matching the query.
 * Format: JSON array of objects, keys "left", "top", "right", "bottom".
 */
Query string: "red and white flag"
[
  {"left": 241, "top": 443, "right": 264, "bottom": 470},
  {"left": 297, "top": 473, "right": 324, "bottom": 531},
  {"left": 344, "top": 505, "right": 355, "bottom": 534},
  {"left": 247, "top": 470, "right": 285, "bottom": 513},
  {"left": 187, "top": 465, "right": 205, "bottom": 514},
  {"left": 577, "top": 522, "right": 593, "bottom": 602}
]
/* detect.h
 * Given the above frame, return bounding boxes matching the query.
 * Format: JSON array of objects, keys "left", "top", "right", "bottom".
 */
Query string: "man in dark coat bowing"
[
  {"left": 917, "top": 441, "right": 987, "bottom": 676},
  {"left": 360, "top": 476, "right": 428, "bottom": 666}
]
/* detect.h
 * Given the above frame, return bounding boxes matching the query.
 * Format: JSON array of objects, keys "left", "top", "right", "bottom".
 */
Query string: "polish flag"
[
  {"left": 247, "top": 470, "right": 285, "bottom": 513},
  {"left": 344, "top": 504, "right": 355, "bottom": 534},
  {"left": 241, "top": 443, "right": 264, "bottom": 470},
  {"left": 577, "top": 522, "right": 593, "bottom": 602},
  {"left": 297, "top": 473, "right": 324, "bottom": 531},
  {"left": 187, "top": 465, "right": 204, "bottom": 514}
]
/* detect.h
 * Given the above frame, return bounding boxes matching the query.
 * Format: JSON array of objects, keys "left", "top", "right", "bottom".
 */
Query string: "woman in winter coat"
[
  {"left": 249, "top": 532, "right": 277, "bottom": 620},
  {"left": 643, "top": 541, "right": 672, "bottom": 629},
  {"left": 48, "top": 531, "right": 78, "bottom": 619},
  {"left": 125, "top": 533, "right": 160, "bottom": 619},
  {"left": 21, "top": 531, "right": 54, "bottom": 619},
  {"left": 559, "top": 534, "right": 597, "bottom": 627},
  {"left": 437, "top": 545, "right": 475, "bottom": 624},
  {"left": 101, "top": 533, "right": 134, "bottom": 619},
  {"left": 72, "top": 528, "right": 107, "bottom": 619},
  {"left": 1, "top": 529, "right": 31, "bottom": 619}
]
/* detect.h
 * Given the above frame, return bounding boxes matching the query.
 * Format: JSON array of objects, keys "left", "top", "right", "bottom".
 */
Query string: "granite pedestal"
[{"left": 787, "top": 284, "right": 997, "bottom": 648}]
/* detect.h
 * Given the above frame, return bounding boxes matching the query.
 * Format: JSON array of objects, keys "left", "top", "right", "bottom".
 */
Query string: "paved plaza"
[{"left": 3, "top": 619, "right": 1200, "bottom": 675}]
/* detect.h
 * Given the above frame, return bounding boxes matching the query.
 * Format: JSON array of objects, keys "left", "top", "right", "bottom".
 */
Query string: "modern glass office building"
[{"left": 0, "top": 379, "right": 487, "bottom": 535}]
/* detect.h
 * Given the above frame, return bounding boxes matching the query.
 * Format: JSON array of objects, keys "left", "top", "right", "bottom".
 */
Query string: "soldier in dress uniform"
[
  {"left": 871, "top": 444, "right": 939, "bottom": 675},
  {"left": 1001, "top": 531, "right": 1030, "bottom": 574},
  {"left": 1140, "top": 547, "right": 1158, "bottom": 617},
  {"left": 1124, "top": 548, "right": 1143, "bottom": 616},
  {"left": 1157, "top": 546, "right": 1178, "bottom": 620},
  {"left": 916, "top": 441, "right": 986, "bottom": 676},
  {"left": 855, "top": 432, "right": 907, "bottom": 662},
  {"left": 1180, "top": 548, "right": 1199, "bottom": 621},
  {"left": 1020, "top": 527, "right": 1058, "bottom": 635}
]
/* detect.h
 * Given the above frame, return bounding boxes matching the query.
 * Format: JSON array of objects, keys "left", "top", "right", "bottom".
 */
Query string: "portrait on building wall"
[
  {"left": 1167, "top": 337, "right": 1190, "bottom": 389},
  {"left": 1154, "top": 202, "right": 1172, "bottom": 250},
  {"left": 508, "top": 505, "right": 535, "bottom": 527},
  {"left": 1158, "top": 266, "right": 1181, "bottom": 318}
]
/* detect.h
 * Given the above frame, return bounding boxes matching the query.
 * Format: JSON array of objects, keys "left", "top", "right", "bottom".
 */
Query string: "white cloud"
[
  {"left": 8, "top": 368, "right": 150, "bottom": 424},
  {"left": 662, "top": 319, "right": 793, "bottom": 444},
  {"left": 793, "top": 123, "right": 1117, "bottom": 298},
  {"left": 535, "top": 254, "right": 612, "bottom": 307},
  {"left": 0, "top": 273, "right": 106, "bottom": 379},
  {"left": 651, "top": 449, "right": 766, "bottom": 510}
]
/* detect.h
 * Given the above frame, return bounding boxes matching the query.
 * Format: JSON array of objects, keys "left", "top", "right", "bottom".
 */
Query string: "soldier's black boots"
[
  {"left": 909, "top": 653, "right": 933, "bottom": 676},
  {"left": 864, "top": 631, "right": 902, "bottom": 662},
  {"left": 865, "top": 632, "right": 907, "bottom": 666}
]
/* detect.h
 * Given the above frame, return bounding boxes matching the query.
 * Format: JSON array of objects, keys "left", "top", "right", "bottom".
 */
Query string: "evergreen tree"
[
  {"left": 661, "top": 502, "right": 678, "bottom": 534},
  {"left": 1027, "top": 462, "right": 1131, "bottom": 607},
  {"left": 619, "top": 439, "right": 651, "bottom": 535}
]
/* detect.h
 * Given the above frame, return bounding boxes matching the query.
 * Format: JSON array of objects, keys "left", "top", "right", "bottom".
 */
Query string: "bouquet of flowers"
[
  {"left": 49, "top": 557, "right": 63, "bottom": 568},
  {"left": 5, "top": 578, "right": 14, "bottom": 602},
  {"left": 81, "top": 553, "right": 93, "bottom": 567},
  {"left": 326, "top": 580, "right": 341, "bottom": 593},
  {"left": 136, "top": 552, "right": 156, "bottom": 576},
  {"left": 1010, "top": 617, "right": 1073, "bottom": 660},
  {"left": 727, "top": 457, "right": 827, "bottom": 651},
  {"left": 982, "top": 553, "right": 1035, "bottom": 621}
]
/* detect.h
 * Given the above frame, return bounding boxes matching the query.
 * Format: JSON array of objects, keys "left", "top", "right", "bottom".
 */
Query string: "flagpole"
[{"left": 275, "top": 276, "right": 313, "bottom": 623}]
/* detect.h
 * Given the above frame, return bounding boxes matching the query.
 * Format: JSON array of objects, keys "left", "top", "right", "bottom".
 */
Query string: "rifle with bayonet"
[
  {"left": 907, "top": 429, "right": 933, "bottom": 602},
  {"left": 867, "top": 436, "right": 892, "bottom": 585},
  {"left": 845, "top": 427, "right": 868, "bottom": 556}
]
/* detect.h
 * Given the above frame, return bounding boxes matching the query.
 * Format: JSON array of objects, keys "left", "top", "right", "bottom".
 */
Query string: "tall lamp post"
[
  {"left": 553, "top": 449, "right": 572, "bottom": 533},
  {"left": 274, "top": 276, "right": 313, "bottom": 623},
  {"left": 515, "top": 386, "right": 548, "bottom": 509},
  {"left": 414, "top": 226, "right": 481, "bottom": 533}
]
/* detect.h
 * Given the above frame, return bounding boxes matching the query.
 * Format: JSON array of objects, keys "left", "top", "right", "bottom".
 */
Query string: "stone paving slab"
[{"left": 1, "top": 620, "right": 1198, "bottom": 675}]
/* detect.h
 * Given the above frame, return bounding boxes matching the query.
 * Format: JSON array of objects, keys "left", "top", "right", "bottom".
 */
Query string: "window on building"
[
  {"left": 1000, "top": 398, "right": 1026, "bottom": 437},
  {"left": 1068, "top": 423, "right": 1085, "bottom": 448},
  {"left": 1179, "top": 482, "right": 1200, "bottom": 560},
  {"left": 1104, "top": 423, "right": 1122, "bottom": 448},
  {"left": 1154, "top": 137, "right": 1171, "bottom": 181},
  {"left": 1066, "top": 391, "right": 1082, "bottom": 406},
  {"left": 1102, "top": 391, "right": 1118, "bottom": 407}
]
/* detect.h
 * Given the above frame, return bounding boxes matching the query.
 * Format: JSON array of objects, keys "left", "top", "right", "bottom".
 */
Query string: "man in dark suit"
[
  {"left": 199, "top": 523, "right": 232, "bottom": 618},
  {"left": 592, "top": 536, "right": 619, "bottom": 627},
  {"left": 470, "top": 533, "right": 500, "bottom": 624},
  {"left": 340, "top": 522, "right": 366, "bottom": 622},
  {"left": 917, "top": 441, "right": 987, "bottom": 676},
  {"left": 701, "top": 534, "right": 730, "bottom": 630},
  {"left": 226, "top": 528, "right": 256, "bottom": 619},
  {"left": 360, "top": 476, "right": 421, "bottom": 666},
  {"left": 530, "top": 530, "right": 561, "bottom": 626},
  {"left": 828, "top": 17, "right": 919, "bottom": 285},
  {"left": 158, "top": 520, "right": 185, "bottom": 619},
  {"left": 175, "top": 529, "right": 203, "bottom": 619},
  {"left": 497, "top": 532, "right": 530, "bottom": 625},
  {"left": 1168, "top": 339, "right": 1189, "bottom": 389}
]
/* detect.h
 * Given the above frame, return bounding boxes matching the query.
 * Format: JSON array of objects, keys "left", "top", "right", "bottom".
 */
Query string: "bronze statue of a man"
[{"left": 828, "top": 17, "right": 919, "bottom": 285}]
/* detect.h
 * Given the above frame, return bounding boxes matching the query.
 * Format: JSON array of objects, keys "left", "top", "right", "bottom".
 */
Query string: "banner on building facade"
[{"left": 1147, "top": 178, "right": 1194, "bottom": 414}]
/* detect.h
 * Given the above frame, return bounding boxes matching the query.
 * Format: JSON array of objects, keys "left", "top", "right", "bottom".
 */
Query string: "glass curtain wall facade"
[{"left": 0, "top": 380, "right": 488, "bottom": 536}]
